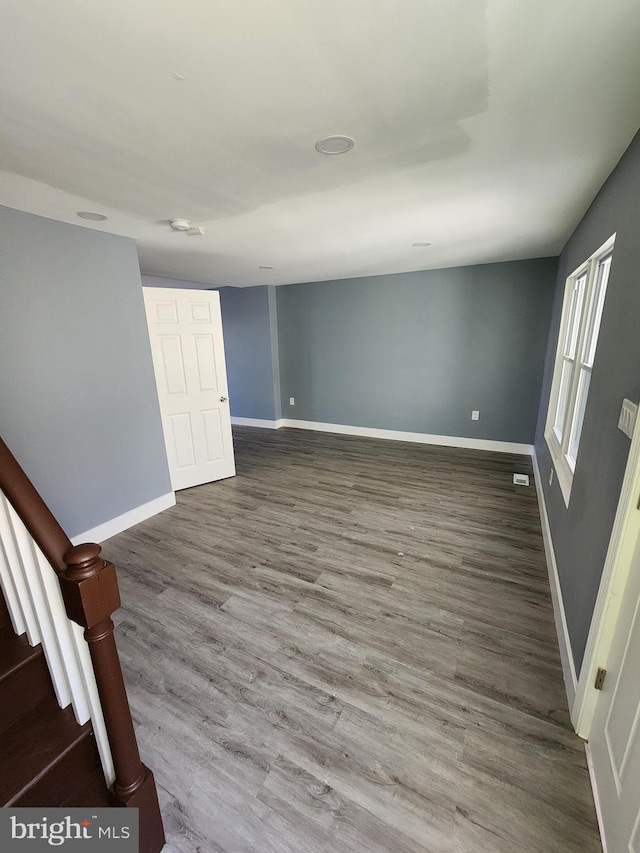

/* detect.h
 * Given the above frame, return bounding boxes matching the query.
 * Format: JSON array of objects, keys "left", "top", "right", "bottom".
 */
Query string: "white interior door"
[
  {"left": 589, "top": 531, "right": 640, "bottom": 852},
  {"left": 143, "top": 287, "right": 235, "bottom": 491}
]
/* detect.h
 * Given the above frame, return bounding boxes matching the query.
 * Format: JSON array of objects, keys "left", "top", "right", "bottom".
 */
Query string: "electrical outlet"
[
  {"left": 618, "top": 398, "right": 638, "bottom": 439},
  {"left": 289, "top": 397, "right": 295, "bottom": 406},
  {"left": 471, "top": 410, "right": 480, "bottom": 421},
  {"left": 549, "top": 469, "right": 554, "bottom": 486}
]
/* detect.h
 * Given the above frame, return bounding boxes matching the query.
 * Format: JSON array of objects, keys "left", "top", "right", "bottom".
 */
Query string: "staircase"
[
  {"left": 0, "top": 588, "right": 111, "bottom": 808},
  {"left": 0, "top": 435, "right": 165, "bottom": 851}
]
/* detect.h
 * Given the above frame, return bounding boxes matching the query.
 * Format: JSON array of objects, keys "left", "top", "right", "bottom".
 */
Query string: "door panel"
[
  {"left": 194, "top": 335, "right": 218, "bottom": 391},
  {"left": 155, "top": 301, "right": 179, "bottom": 323},
  {"left": 169, "top": 412, "right": 196, "bottom": 469},
  {"left": 604, "top": 595, "right": 640, "bottom": 779},
  {"left": 590, "top": 534, "right": 640, "bottom": 852},
  {"left": 143, "top": 288, "right": 235, "bottom": 491},
  {"left": 202, "top": 409, "right": 224, "bottom": 461},
  {"left": 160, "top": 336, "right": 188, "bottom": 394},
  {"left": 190, "top": 302, "right": 211, "bottom": 323}
]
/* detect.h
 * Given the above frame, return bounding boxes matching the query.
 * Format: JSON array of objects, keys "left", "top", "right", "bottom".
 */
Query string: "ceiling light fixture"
[
  {"left": 170, "top": 218, "right": 192, "bottom": 231},
  {"left": 412, "top": 242, "right": 432, "bottom": 247},
  {"left": 169, "top": 218, "right": 205, "bottom": 236},
  {"left": 77, "top": 211, "right": 107, "bottom": 221},
  {"left": 315, "top": 135, "right": 355, "bottom": 155}
]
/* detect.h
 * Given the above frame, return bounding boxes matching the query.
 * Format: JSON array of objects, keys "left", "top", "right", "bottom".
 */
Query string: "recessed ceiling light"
[
  {"left": 315, "top": 135, "right": 355, "bottom": 155},
  {"left": 77, "top": 211, "right": 107, "bottom": 221},
  {"left": 258, "top": 265, "right": 274, "bottom": 270},
  {"left": 412, "top": 242, "right": 432, "bottom": 247}
]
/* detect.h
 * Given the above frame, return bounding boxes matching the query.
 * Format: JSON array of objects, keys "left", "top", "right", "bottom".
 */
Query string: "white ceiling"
[{"left": 1, "top": 0, "right": 640, "bottom": 288}]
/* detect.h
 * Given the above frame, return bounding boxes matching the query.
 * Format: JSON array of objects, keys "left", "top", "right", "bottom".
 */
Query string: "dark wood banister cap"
[{"left": 65, "top": 543, "right": 104, "bottom": 579}]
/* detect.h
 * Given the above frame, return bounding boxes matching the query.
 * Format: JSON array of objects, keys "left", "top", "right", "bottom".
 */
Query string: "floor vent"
[{"left": 513, "top": 473, "right": 530, "bottom": 486}]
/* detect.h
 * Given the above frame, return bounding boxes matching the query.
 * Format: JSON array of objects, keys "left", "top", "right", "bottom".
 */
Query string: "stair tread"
[
  {"left": 0, "top": 624, "right": 42, "bottom": 683},
  {"left": 0, "top": 696, "right": 92, "bottom": 806},
  {"left": 60, "top": 764, "right": 113, "bottom": 808}
]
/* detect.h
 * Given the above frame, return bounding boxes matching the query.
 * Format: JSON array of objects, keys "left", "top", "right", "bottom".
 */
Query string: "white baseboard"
[
  {"left": 231, "top": 414, "right": 532, "bottom": 455},
  {"left": 71, "top": 491, "right": 176, "bottom": 546},
  {"left": 532, "top": 448, "right": 578, "bottom": 709},
  {"left": 276, "top": 418, "right": 532, "bottom": 455},
  {"left": 231, "top": 417, "right": 279, "bottom": 429},
  {"left": 585, "top": 743, "right": 608, "bottom": 853}
]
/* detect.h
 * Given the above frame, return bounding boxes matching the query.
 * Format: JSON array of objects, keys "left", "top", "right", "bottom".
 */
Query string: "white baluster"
[
  {"left": 0, "top": 488, "right": 115, "bottom": 785},
  {"left": 0, "top": 526, "right": 27, "bottom": 636},
  {"left": 70, "top": 620, "right": 115, "bottom": 785},
  {"left": 6, "top": 501, "right": 72, "bottom": 708},
  {"left": 32, "top": 545, "right": 89, "bottom": 722},
  {"left": 0, "top": 494, "right": 41, "bottom": 644}
]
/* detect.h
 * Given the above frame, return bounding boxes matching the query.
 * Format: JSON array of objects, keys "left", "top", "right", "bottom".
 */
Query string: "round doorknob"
[{"left": 220, "top": 396, "right": 228, "bottom": 402}]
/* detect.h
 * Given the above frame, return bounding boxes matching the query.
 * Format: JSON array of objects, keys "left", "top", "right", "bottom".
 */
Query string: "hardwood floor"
[{"left": 105, "top": 427, "right": 601, "bottom": 852}]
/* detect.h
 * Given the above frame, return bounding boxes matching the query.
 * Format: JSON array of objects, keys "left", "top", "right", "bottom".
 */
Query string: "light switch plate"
[{"left": 618, "top": 398, "right": 638, "bottom": 439}]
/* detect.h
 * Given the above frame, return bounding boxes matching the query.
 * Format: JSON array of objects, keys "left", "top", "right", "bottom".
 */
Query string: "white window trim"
[{"left": 545, "top": 233, "right": 615, "bottom": 506}]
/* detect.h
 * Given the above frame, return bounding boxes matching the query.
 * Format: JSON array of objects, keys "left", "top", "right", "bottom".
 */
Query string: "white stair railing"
[{"left": 0, "top": 489, "right": 114, "bottom": 786}]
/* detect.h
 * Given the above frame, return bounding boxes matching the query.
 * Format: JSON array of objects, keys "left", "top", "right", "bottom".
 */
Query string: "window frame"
[{"left": 545, "top": 234, "right": 615, "bottom": 506}]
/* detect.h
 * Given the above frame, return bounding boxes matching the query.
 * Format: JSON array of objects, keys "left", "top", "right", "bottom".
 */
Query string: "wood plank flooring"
[{"left": 105, "top": 427, "right": 601, "bottom": 852}]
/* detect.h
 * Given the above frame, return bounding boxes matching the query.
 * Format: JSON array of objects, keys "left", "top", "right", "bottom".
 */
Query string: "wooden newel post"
[{"left": 61, "top": 543, "right": 165, "bottom": 853}]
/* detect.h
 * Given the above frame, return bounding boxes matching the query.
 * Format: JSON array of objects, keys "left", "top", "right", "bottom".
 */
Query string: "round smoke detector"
[
  {"left": 170, "top": 218, "right": 192, "bottom": 231},
  {"left": 315, "top": 135, "right": 355, "bottom": 155}
]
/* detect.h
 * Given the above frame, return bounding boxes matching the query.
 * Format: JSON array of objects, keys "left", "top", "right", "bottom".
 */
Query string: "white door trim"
[{"left": 572, "top": 402, "right": 640, "bottom": 739}]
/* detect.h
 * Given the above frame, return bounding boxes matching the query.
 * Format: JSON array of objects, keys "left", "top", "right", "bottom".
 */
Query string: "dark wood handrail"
[
  {"left": 0, "top": 436, "right": 165, "bottom": 853},
  {"left": 0, "top": 438, "right": 70, "bottom": 574}
]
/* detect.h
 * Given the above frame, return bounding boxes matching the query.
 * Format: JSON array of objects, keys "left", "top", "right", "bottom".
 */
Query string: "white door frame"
[{"left": 572, "top": 404, "right": 640, "bottom": 738}]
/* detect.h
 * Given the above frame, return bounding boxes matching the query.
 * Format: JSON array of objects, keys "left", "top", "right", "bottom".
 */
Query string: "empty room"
[{"left": 1, "top": 2, "right": 640, "bottom": 852}]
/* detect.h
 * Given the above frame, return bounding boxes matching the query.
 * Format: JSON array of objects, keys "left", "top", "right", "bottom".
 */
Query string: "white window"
[{"left": 545, "top": 234, "right": 615, "bottom": 505}]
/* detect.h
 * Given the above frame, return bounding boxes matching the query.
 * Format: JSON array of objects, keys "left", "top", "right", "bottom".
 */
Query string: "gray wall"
[
  {"left": 268, "top": 286, "right": 282, "bottom": 421},
  {"left": 216, "top": 286, "right": 279, "bottom": 421},
  {"left": 0, "top": 205, "right": 171, "bottom": 538},
  {"left": 277, "top": 260, "right": 557, "bottom": 443},
  {"left": 535, "top": 130, "right": 640, "bottom": 673}
]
